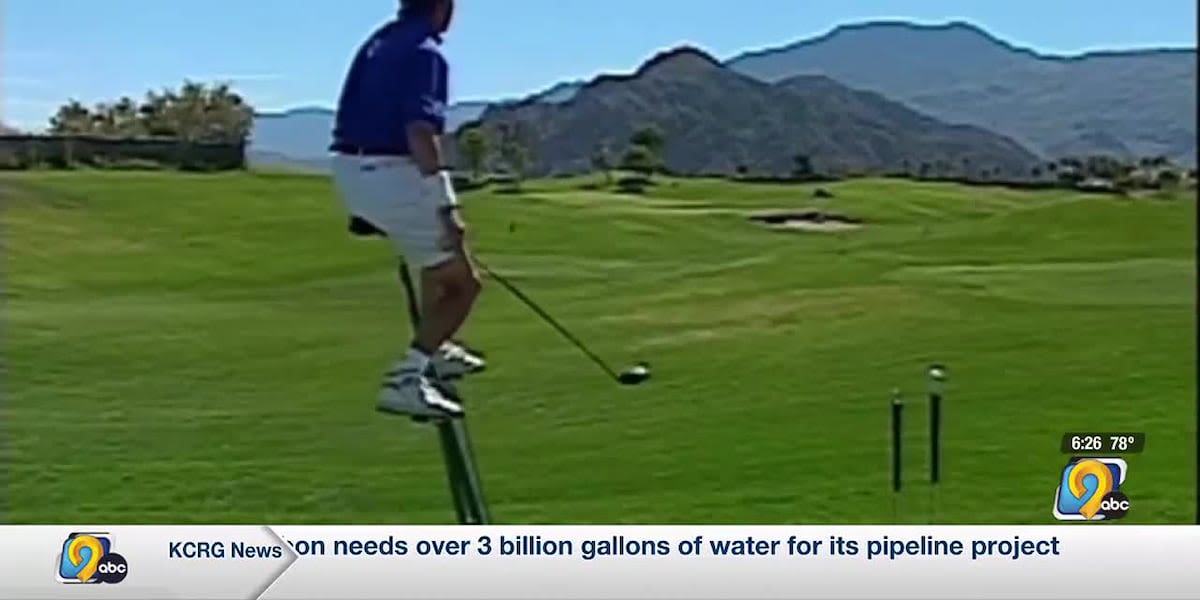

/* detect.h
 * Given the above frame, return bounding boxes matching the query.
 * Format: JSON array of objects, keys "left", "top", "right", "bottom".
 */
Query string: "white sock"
[{"left": 403, "top": 346, "right": 431, "bottom": 374}]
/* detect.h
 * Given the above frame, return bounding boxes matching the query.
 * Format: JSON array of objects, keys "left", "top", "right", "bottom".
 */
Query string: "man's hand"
[{"left": 438, "top": 206, "right": 467, "bottom": 250}]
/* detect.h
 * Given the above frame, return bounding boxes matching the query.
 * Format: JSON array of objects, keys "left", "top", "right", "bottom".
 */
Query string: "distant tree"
[
  {"left": 591, "top": 144, "right": 613, "bottom": 184},
  {"left": 500, "top": 140, "right": 529, "bottom": 186},
  {"left": 138, "top": 89, "right": 178, "bottom": 136},
  {"left": 165, "top": 81, "right": 251, "bottom": 143},
  {"left": 497, "top": 124, "right": 532, "bottom": 187},
  {"left": 961, "top": 157, "right": 971, "bottom": 179},
  {"left": 735, "top": 164, "right": 749, "bottom": 178},
  {"left": 109, "top": 96, "right": 141, "bottom": 136},
  {"left": 918, "top": 162, "right": 932, "bottom": 178},
  {"left": 1057, "top": 167, "right": 1084, "bottom": 187},
  {"left": 1157, "top": 169, "right": 1180, "bottom": 187},
  {"left": 1031, "top": 166, "right": 1043, "bottom": 179},
  {"left": 901, "top": 159, "right": 912, "bottom": 176},
  {"left": 48, "top": 81, "right": 252, "bottom": 143},
  {"left": 629, "top": 126, "right": 665, "bottom": 170},
  {"left": 791, "top": 153, "right": 813, "bottom": 179},
  {"left": 87, "top": 102, "right": 114, "bottom": 134},
  {"left": 630, "top": 126, "right": 665, "bottom": 154},
  {"left": 1082, "top": 155, "right": 1125, "bottom": 180},
  {"left": 459, "top": 127, "right": 490, "bottom": 181},
  {"left": 48, "top": 100, "right": 93, "bottom": 134},
  {"left": 621, "top": 144, "right": 658, "bottom": 177}
]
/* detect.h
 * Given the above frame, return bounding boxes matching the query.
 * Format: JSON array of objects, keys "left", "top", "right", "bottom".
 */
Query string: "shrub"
[{"left": 616, "top": 175, "right": 653, "bottom": 194}]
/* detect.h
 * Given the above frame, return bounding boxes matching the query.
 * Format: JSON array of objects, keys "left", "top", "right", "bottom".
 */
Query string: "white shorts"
[{"left": 330, "top": 153, "right": 454, "bottom": 269}]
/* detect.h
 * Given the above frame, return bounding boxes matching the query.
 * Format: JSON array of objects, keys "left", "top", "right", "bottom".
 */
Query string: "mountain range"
[
  {"left": 464, "top": 47, "right": 1038, "bottom": 176},
  {"left": 249, "top": 20, "right": 1197, "bottom": 172},
  {"left": 727, "top": 21, "right": 1196, "bottom": 164}
]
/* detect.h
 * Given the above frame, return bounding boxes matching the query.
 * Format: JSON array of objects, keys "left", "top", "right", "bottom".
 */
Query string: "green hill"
[{"left": 2, "top": 171, "right": 1194, "bottom": 523}]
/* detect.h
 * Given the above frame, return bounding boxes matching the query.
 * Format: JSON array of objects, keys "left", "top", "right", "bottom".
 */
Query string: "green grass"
[{"left": 2, "top": 171, "right": 1195, "bottom": 524}]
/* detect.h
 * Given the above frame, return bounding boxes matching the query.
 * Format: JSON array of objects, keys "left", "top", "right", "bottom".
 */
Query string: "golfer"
[{"left": 330, "top": 0, "right": 483, "bottom": 419}]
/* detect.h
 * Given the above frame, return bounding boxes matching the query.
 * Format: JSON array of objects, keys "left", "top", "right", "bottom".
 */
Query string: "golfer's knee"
[
  {"left": 427, "top": 256, "right": 480, "bottom": 300},
  {"left": 457, "top": 268, "right": 482, "bottom": 302}
]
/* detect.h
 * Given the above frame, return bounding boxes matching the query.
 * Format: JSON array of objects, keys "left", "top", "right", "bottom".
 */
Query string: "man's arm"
[
  {"left": 402, "top": 47, "right": 463, "bottom": 247},
  {"left": 403, "top": 47, "right": 450, "bottom": 178},
  {"left": 406, "top": 120, "right": 444, "bottom": 177}
]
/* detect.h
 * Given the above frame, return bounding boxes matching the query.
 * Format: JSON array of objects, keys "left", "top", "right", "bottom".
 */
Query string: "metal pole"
[
  {"left": 928, "top": 369, "right": 943, "bottom": 486},
  {"left": 427, "top": 381, "right": 490, "bottom": 525},
  {"left": 928, "top": 364, "right": 946, "bottom": 524},
  {"left": 398, "top": 263, "right": 491, "bottom": 525},
  {"left": 891, "top": 392, "right": 903, "bottom": 493}
]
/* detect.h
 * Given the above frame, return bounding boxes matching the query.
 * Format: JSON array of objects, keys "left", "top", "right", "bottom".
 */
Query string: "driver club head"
[{"left": 617, "top": 362, "right": 651, "bottom": 385}]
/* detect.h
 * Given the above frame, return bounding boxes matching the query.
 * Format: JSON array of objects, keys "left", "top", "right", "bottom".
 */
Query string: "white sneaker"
[
  {"left": 377, "top": 369, "right": 464, "bottom": 419},
  {"left": 429, "top": 341, "right": 487, "bottom": 380}
]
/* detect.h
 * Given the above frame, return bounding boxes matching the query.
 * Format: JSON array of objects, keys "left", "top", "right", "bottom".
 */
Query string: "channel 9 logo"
[
  {"left": 1053, "top": 457, "right": 1130, "bottom": 521},
  {"left": 55, "top": 532, "right": 128, "bottom": 584}
]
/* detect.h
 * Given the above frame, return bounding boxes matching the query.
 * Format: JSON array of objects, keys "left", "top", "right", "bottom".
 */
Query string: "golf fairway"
[{"left": 2, "top": 171, "right": 1195, "bottom": 524}]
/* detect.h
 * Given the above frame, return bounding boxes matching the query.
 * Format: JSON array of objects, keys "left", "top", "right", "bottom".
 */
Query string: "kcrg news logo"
[
  {"left": 1053, "top": 457, "right": 1130, "bottom": 521},
  {"left": 55, "top": 532, "right": 129, "bottom": 584}
]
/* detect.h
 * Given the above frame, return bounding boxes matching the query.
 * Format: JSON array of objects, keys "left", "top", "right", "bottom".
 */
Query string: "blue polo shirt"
[{"left": 331, "top": 16, "right": 448, "bottom": 154}]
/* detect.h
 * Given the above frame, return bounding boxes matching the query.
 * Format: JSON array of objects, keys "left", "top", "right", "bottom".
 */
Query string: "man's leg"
[
  {"left": 413, "top": 252, "right": 482, "bottom": 359},
  {"left": 332, "top": 153, "right": 464, "bottom": 419},
  {"left": 399, "top": 259, "right": 486, "bottom": 378}
]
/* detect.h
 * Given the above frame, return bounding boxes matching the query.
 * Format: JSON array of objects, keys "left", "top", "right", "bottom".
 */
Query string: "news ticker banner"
[{"left": 1, "top": 525, "right": 1197, "bottom": 599}]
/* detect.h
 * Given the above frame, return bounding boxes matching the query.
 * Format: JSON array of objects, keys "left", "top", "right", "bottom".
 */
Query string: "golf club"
[{"left": 474, "top": 258, "right": 651, "bottom": 386}]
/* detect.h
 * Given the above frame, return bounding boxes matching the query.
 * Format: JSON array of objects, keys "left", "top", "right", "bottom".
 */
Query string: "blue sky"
[{"left": 4, "top": 0, "right": 1196, "bottom": 130}]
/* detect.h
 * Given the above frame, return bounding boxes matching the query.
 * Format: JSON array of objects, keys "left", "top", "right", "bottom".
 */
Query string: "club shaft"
[
  {"left": 398, "top": 262, "right": 422, "bottom": 330},
  {"left": 477, "top": 260, "right": 621, "bottom": 382}
]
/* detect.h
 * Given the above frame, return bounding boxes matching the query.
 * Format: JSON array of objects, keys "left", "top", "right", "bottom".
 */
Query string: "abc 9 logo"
[{"left": 63, "top": 535, "right": 128, "bottom": 584}]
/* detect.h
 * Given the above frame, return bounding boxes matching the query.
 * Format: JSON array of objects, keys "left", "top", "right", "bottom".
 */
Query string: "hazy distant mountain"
[
  {"left": 250, "top": 102, "right": 489, "bottom": 171},
  {"left": 468, "top": 47, "right": 1039, "bottom": 176},
  {"left": 249, "top": 80, "right": 583, "bottom": 170},
  {"left": 0, "top": 122, "right": 20, "bottom": 135},
  {"left": 727, "top": 21, "right": 1197, "bottom": 164}
]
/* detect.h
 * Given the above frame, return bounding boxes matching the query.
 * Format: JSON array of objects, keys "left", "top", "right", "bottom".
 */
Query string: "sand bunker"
[{"left": 748, "top": 210, "right": 864, "bottom": 232}]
